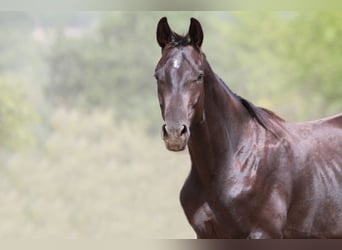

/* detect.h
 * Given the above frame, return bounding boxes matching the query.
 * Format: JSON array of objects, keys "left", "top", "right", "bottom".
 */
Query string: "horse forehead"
[
  {"left": 156, "top": 47, "right": 201, "bottom": 75},
  {"left": 170, "top": 52, "right": 182, "bottom": 69},
  {"left": 167, "top": 49, "right": 199, "bottom": 70}
]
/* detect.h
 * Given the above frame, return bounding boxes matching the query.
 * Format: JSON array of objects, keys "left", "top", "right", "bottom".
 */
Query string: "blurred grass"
[{"left": 0, "top": 108, "right": 194, "bottom": 238}]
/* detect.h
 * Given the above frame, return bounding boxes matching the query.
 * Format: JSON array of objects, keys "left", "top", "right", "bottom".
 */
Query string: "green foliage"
[
  {"left": 206, "top": 12, "right": 342, "bottom": 120},
  {"left": 45, "top": 12, "right": 342, "bottom": 125},
  {"left": 46, "top": 13, "right": 164, "bottom": 129},
  {"left": 286, "top": 12, "right": 342, "bottom": 116},
  {"left": 0, "top": 77, "right": 37, "bottom": 150}
]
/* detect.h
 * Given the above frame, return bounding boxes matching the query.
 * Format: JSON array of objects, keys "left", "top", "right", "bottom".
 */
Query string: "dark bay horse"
[{"left": 154, "top": 17, "right": 342, "bottom": 238}]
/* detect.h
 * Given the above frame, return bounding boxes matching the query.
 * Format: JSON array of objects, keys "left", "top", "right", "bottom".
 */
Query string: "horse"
[{"left": 154, "top": 17, "right": 342, "bottom": 238}]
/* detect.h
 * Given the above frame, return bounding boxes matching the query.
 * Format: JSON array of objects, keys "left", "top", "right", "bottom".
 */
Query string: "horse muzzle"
[{"left": 161, "top": 123, "right": 189, "bottom": 151}]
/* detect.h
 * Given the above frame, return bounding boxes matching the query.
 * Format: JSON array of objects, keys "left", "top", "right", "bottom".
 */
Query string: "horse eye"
[{"left": 196, "top": 74, "right": 204, "bottom": 82}]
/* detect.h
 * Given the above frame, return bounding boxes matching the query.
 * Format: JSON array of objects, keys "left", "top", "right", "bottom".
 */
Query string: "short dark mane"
[
  {"left": 217, "top": 76, "right": 285, "bottom": 137},
  {"left": 238, "top": 95, "right": 285, "bottom": 133},
  {"left": 169, "top": 32, "right": 191, "bottom": 47}
]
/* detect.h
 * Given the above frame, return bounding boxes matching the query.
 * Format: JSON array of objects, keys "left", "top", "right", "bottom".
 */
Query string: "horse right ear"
[
  {"left": 156, "top": 17, "right": 173, "bottom": 49},
  {"left": 188, "top": 17, "right": 203, "bottom": 49}
]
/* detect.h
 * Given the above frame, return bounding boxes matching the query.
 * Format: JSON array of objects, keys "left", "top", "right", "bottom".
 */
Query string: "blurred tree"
[
  {"left": 286, "top": 12, "right": 342, "bottom": 116},
  {"left": 46, "top": 12, "right": 211, "bottom": 132},
  {"left": 214, "top": 12, "right": 302, "bottom": 119},
  {"left": 0, "top": 77, "right": 37, "bottom": 150},
  {"left": 46, "top": 12, "right": 341, "bottom": 128},
  {"left": 206, "top": 12, "right": 342, "bottom": 120},
  {"left": 46, "top": 13, "right": 161, "bottom": 127},
  {"left": 0, "top": 13, "right": 41, "bottom": 151}
]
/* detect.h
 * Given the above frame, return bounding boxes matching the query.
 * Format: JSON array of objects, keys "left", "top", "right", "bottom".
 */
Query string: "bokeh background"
[{"left": 0, "top": 11, "right": 341, "bottom": 238}]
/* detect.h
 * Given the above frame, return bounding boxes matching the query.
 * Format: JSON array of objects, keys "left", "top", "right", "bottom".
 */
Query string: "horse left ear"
[
  {"left": 156, "top": 17, "right": 173, "bottom": 49},
  {"left": 188, "top": 17, "right": 203, "bottom": 49}
]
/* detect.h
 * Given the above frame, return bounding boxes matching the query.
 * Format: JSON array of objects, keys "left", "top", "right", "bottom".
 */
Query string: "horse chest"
[
  {"left": 183, "top": 195, "right": 236, "bottom": 238},
  {"left": 181, "top": 173, "right": 256, "bottom": 238}
]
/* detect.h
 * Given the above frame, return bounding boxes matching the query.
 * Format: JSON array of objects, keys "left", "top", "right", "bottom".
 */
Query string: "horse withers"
[{"left": 154, "top": 17, "right": 342, "bottom": 238}]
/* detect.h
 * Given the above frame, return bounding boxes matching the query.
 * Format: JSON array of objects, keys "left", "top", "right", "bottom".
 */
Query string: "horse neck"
[{"left": 188, "top": 62, "right": 252, "bottom": 185}]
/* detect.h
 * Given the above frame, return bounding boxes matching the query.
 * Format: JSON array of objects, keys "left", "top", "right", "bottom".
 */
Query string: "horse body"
[
  {"left": 182, "top": 72, "right": 342, "bottom": 238},
  {"left": 155, "top": 17, "right": 342, "bottom": 238}
]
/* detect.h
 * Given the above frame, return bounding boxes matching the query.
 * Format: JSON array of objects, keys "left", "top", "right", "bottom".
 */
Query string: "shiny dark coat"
[{"left": 155, "top": 17, "right": 342, "bottom": 238}]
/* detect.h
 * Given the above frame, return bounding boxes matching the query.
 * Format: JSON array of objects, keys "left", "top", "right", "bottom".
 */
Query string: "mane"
[
  {"left": 238, "top": 96, "right": 285, "bottom": 133},
  {"left": 217, "top": 76, "right": 286, "bottom": 138},
  {"left": 169, "top": 32, "right": 191, "bottom": 47}
]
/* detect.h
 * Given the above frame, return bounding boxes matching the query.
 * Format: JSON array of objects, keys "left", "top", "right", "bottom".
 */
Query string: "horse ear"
[
  {"left": 188, "top": 17, "right": 203, "bottom": 49},
  {"left": 156, "top": 17, "right": 173, "bottom": 48}
]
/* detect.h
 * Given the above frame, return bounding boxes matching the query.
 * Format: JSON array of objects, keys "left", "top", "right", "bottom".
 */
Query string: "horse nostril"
[
  {"left": 162, "top": 124, "right": 168, "bottom": 139},
  {"left": 162, "top": 124, "right": 188, "bottom": 139},
  {"left": 180, "top": 125, "right": 188, "bottom": 136}
]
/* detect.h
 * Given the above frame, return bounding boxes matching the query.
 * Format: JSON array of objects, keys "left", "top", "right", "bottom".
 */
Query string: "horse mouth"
[
  {"left": 163, "top": 137, "right": 188, "bottom": 152},
  {"left": 165, "top": 142, "right": 187, "bottom": 152}
]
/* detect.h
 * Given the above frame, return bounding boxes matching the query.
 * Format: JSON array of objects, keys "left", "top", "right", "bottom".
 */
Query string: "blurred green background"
[{"left": 0, "top": 11, "right": 341, "bottom": 238}]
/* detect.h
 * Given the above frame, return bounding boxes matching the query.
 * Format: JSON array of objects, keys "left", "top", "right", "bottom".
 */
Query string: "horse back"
[
  {"left": 283, "top": 113, "right": 342, "bottom": 237},
  {"left": 324, "top": 113, "right": 342, "bottom": 128}
]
